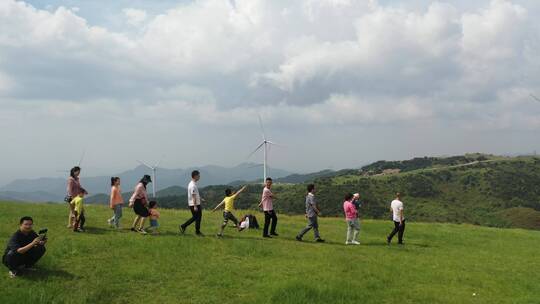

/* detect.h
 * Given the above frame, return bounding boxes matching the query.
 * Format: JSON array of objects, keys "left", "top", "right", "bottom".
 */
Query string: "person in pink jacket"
[
  {"left": 343, "top": 193, "right": 360, "bottom": 245},
  {"left": 65, "top": 166, "right": 87, "bottom": 229}
]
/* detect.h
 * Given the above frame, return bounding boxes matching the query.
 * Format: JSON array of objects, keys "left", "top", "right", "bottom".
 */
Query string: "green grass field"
[{"left": 0, "top": 201, "right": 539, "bottom": 304}]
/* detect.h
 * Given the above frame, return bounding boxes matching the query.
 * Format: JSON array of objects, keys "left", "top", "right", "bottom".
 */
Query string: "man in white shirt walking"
[
  {"left": 387, "top": 192, "right": 405, "bottom": 245},
  {"left": 180, "top": 170, "right": 204, "bottom": 236}
]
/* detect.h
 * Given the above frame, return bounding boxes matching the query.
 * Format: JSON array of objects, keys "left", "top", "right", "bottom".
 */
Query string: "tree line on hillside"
[
  {"left": 360, "top": 154, "right": 489, "bottom": 174},
  {"left": 87, "top": 156, "right": 540, "bottom": 230}
]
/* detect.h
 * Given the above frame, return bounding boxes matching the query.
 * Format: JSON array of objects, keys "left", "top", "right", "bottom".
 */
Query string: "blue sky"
[
  {"left": 22, "top": 0, "right": 185, "bottom": 31},
  {"left": 23, "top": 0, "right": 515, "bottom": 29},
  {"left": 0, "top": 0, "right": 539, "bottom": 185}
]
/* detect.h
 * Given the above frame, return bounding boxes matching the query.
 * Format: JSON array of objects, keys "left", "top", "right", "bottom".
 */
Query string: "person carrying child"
[
  {"left": 212, "top": 185, "right": 247, "bottom": 237},
  {"left": 343, "top": 193, "right": 360, "bottom": 245}
]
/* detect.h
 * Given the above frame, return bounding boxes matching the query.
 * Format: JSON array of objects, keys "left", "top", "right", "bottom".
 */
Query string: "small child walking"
[
  {"left": 71, "top": 189, "right": 87, "bottom": 233},
  {"left": 343, "top": 193, "right": 360, "bottom": 245},
  {"left": 212, "top": 185, "right": 247, "bottom": 237},
  {"left": 148, "top": 201, "right": 160, "bottom": 234},
  {"left": 108, "top": 177, "right": 123, "bottom": 229}
]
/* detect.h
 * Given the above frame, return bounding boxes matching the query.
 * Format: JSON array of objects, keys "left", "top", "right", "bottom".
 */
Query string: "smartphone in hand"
[{"left": 38, "top": 228, "right": 48, "bottom": 241}]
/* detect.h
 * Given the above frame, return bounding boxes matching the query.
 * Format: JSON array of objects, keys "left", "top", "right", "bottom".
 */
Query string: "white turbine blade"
[
  {"left": 78, "top": 149, "right": 86, "bottom": 166},
  {"left": 154, "top": 155, "right": 165, "bottom": 168},
  {"left": 531, "top": 94, "right": 540, "bottom": 103},
  {"left": 137, "top": 160, "right": 153, "bottom": 169},
  {"left": 266, "top": 141, "right": 285, "bottom": 147},
  {"left": 258, "top": 114, "right": 267, "bottom": 140},
  {"left": 247, "top": 142, "right": 265, "bottom": 159}
]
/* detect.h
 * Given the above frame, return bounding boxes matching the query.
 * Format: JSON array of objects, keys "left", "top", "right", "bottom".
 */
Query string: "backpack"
[{"left": 247, "top": 214, "right": 260, "bottom": 229}]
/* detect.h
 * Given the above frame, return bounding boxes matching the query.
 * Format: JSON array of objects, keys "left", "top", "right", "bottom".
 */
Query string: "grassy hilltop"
[
  {"left": 0, "top": 202, "right": 539, "bottom": 304},
  {"left": 88, "top": 154, "right": 540, "bottom": 230}
]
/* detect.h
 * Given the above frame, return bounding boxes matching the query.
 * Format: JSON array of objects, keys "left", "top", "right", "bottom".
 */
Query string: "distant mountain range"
[
  {"left": 89, "top": 153, "right": 539, "bottom": 231},
  {"left": 0, "top": 163, "right": 294, "bottom": 202},
  {"left": 4, "top": 153, "right": 539, "bottom": 231}
]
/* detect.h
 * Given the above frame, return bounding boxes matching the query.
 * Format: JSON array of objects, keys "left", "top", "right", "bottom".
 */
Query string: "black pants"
[
  {"left": 181, "top": 206, "right": 202, "bottom": 233},
  {"left": 387, "top": 220, "right": 406, "bottom": 244},
  {"left": 263, "top": 210, "right": 278, "bottom": 236},
  {"left": 74, "top": 212, "right": 85, "bottom": 231},
  {"left": 2, "top": 246, "right": 46, "bottom": 272}
]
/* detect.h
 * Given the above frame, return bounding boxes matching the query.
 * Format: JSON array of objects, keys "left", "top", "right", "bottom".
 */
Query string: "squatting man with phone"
[{"left": 2, "top": 216, "right": 47, "bottom": 278}]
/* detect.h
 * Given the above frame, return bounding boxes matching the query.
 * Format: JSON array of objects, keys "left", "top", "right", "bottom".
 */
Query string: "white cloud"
[
  {"left": 123, "top": 8, "right": 147, "bottom": 26},
  {"left": 0, "top": 0, "right": 537, "bottom": 125},
  {"left": 0, "top": 0, "right": 539, "bottom": 182},
  {"left": 0, "top": 71, "right": 14, "bottom": 93}
]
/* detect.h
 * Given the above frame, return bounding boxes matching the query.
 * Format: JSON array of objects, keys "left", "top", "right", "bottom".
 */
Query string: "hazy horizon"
[{"left": 1, "top": 0, "right": 539, "bottom": 185}]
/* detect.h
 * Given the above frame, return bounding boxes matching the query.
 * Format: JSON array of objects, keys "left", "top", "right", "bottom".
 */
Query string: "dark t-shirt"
[
  {"left": 3, "top": 230, "right": 38, "bottom": 256},
  {"left": 353, "top": 199, "right": 362, "bottom": 210}
]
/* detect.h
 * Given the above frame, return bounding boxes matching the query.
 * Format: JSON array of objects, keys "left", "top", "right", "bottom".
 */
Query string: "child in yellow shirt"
[
  {"left": 70, "top": 190, "right": 86, "bottom": 232},
  {"left": 212, "top": 186, "right": 247, "bottom": 237}
]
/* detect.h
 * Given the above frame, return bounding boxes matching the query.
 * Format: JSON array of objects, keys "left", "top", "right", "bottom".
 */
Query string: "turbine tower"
[
  {"left": 247, "top": 115, "right": 281, "bottom": 183},
  {"left": 137, "top": 158, "right": 162, "bottom": 198}
]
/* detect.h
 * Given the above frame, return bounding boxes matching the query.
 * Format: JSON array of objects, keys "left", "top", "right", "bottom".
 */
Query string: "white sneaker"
[
  {"left": 107, "top": 219, "right": 115, "bottom": 227},
  {"left": 352, "top": 240, "right": 361, "bottom": 245},
  {"left": 8, "top": 271, "right": 17, "bottom": 278},
  {"left": 345, "top": 241, "right": 352, "bottom": 245}
]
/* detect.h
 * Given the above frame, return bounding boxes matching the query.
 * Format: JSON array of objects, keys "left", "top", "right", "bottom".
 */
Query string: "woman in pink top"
[
  {"left": 343, "top": 193, "right": 360, "bottom": 245},
  {"left": 65, "top": 166, "right": 87, "bottom": 229},
  {"left": 107, "top": 177, "right": 124, "bottom": 229},
  {"left": 129, "top": 175, "right": 152, "bottom": 234}
]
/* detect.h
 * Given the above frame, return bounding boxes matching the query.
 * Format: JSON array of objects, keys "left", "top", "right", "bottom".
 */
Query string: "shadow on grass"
[
  {"left": 380, "top": 242, "right": 432, "bottom": 248},
  {"left": 19, "top": 267, "right": 77, "bottom": 281},
  {"left": 79, "top": 227, "right": 111, "bottom": 235},
  {"left": 154, "top": 231, "right": 184, "bottom": 237},
  {"left": 76, "top": 225, "right": 433, "bottom": 248},
  {"left": 212, "top": 234, "right": 433, "bottom": 248}
]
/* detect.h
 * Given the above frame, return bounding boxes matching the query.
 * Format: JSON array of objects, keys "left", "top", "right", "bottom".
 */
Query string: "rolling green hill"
[
  {"left": 85, "top": 154, "right": 540, "bottom": 230},
  {"left": 0, "top": 202, "right": 538, "bottom": 304}
]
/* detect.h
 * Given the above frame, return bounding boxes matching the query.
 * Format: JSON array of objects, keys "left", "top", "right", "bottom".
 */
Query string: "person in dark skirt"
[{"left": 129, "top": 175, "right": 152, "bottom": 234}]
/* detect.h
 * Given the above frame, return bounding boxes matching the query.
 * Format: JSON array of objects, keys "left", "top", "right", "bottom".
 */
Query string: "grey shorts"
[
  {"left": 223, "top": 211, "right": 239, "bottom": 225},
  {"left": 347, "top": 219, "right": 360, "bottom": 231}
]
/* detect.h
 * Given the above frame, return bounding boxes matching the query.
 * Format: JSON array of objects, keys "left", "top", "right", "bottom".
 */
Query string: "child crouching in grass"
[
  {"left": 71, "top": 189, "right": 87, "bottom": 233},
  {"left": 212, "top": 185, "right": 247, "bottom": 237},
  {"left": 148, "top": 201, "right": 160, "bottom": 234}
]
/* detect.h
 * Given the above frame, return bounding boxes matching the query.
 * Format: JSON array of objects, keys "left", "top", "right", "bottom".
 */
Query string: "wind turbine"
[
  {"left": 136, "top": 157, "right": 162, "bottom": 198},
  {"left": 247, "top": 115, "right": 281, "bottom": 183},
  {"left": 77, "top": 149, "right": 86, "bottom": 166},
  {"left": 57, "top": 149, "right": 86, "bottom": 174},
  {"left": 530, "top": 94, "right": 540, "bottom": 103}
]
